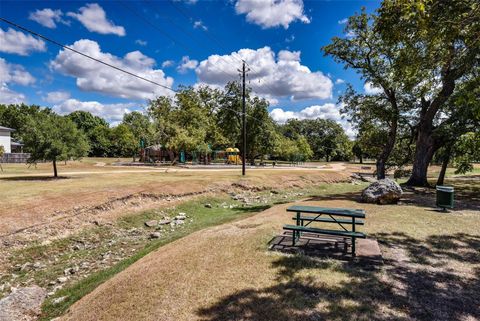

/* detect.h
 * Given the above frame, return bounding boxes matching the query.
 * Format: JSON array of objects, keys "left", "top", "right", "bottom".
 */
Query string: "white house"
[{"left": 0, "top": 126, "right": 14, "bottom": 153}]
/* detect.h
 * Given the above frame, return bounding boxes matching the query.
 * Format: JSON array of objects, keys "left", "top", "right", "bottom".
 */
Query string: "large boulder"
[
  {"left": 0, "top": 286, "right": 47, "bottom": 321},
  {"left": 361, "top": 178, "right": 403, "bottom": 204}
]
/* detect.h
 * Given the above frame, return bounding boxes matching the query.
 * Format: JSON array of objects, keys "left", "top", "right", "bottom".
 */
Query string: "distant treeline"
[{"left": 0, "top": 82, "right": 355, "bottom": 171}]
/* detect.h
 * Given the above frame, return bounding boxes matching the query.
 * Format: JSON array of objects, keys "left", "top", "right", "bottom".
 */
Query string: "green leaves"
[
  {"left": 148, "top": 86, "right": 223, "bottom": 154},
  {"left": 280, "top": 119, "right": 351, "bottom": 162},
  {"left": 20, "top": 112, "right": 89, "bottom": 175}
]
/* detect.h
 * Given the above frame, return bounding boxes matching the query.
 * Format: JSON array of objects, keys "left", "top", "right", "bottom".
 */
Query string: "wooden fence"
[{"left": 1, "top": 153, "right": 31, "bottom": 163}]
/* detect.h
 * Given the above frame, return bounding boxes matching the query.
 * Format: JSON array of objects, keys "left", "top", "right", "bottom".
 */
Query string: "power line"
[
  {"left": 116, "top": 2, "right": 244, "bottom": 91},
  {"left": 166, "top": 0, "right": 281, "bottom": 102},
  {"left": 123, "top": 1, "right": 279, "bottom": 114},
  {"left": 167, "top": 0, "right": 246, "bottom": 66},
  {"left": 142, "top": 0, "right": 207, "bottom": 50},
  {"left": 118, "top": 1, "right": 194, "bottom": 54},
  {"left": 0, "top": 17, "right": 263, "bottom": 124},
  {"left": 0, "top": 17, "right": 177, "bottom": 93}
]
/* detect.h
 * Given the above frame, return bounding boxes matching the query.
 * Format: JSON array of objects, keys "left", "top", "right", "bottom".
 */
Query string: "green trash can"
[{"left": 436, "top": 186, "right": 454, "bottom": 210}]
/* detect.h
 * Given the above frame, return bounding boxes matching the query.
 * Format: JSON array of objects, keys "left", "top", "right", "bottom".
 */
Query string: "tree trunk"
[
  {"left": 375, "top": 116, "right": 398, "bottom": 180},
  {"left": 53, "top": 159, "right": 58, "bottom": 178},
  {"left": 407, "top": 70, "right": 457, "bottom": 186},
  {"left": 373, "top": 89, "right": 399, "bottom": 180},
  {"left": 376, "top": 158, "right": 386, "bottom": 179},
  {"left": 359, "top": 155, "right": 363, "bottom": 164},
  {"left": 436, "top": 146, "right": 452, "bottom": 186},
  {"left": 406, "top": 126, "right": 437, "bottom": 187}
]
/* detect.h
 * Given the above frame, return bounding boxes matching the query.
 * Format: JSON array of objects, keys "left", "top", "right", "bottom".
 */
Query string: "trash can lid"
[{"left": 436, "top": 185, "right": 454, "bottom": 192}]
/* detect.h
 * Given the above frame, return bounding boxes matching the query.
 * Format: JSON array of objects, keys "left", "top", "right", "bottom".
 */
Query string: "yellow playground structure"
[{"left": 225, "top": 147, "right": 242, "bottom": 165}]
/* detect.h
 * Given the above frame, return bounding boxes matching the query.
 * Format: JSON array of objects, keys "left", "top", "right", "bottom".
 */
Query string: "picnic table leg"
[
  {"left": 292, "top": 212, "right": 300, "bottom": 245},
  {"left": 352, "top": 217, "right": 356, "bottom": 257}
]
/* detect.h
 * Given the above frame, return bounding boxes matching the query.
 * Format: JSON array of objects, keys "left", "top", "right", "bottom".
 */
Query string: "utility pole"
[{"left": 241, "top": 61, "right": 247, "bottom": 176}]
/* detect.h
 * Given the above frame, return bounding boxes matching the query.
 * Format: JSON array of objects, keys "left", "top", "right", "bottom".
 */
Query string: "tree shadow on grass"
[
  {"left": 0, "top": 176, "right": 71, "bottom": 181},
  {"left": 304, "top": 191, "right": 364, "bottom": 203},
  {"left": 304, "top": 186, "right": 480, "bottom": 212},
  {"left": 234, "top": 204, "right": 273, "bottom": 213},
  {"left": 197, "top": 232, "right": 480, "bottom": 321}
]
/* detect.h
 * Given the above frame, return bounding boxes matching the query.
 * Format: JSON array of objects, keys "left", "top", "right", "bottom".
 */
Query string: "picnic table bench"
[{"left": 284, "top": 205, "right": 366, "bottom": 256}]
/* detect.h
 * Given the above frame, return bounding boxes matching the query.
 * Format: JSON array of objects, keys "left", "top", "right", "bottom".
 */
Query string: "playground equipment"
[
  {"left": 139, "top": 145, "right": 241, "bottom": 165},
  {"left": 226, "top": 147, "right": 242, "bottom": 165}
]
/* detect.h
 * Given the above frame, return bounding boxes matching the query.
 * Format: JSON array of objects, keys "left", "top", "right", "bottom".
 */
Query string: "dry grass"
[
  {"left": 0, "top": 159, "right": 350, "bottom": 236},
  {"left": 60, "top": 179, "right": 480, "bottom": 321}
]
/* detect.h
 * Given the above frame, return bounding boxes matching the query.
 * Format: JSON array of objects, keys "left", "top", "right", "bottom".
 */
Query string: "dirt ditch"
[{"left": 0, "top": 172, "right": 353, "bottom": 297}]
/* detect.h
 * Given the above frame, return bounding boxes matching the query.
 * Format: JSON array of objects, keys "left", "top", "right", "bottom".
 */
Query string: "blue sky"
[{"left": 0, "top": 0, "right": 381, "bottom": 134}]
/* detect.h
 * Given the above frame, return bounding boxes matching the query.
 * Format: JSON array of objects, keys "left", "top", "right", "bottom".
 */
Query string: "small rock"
[
  {"left": 57, "top": 277, "right": 68, "bottom": 284},
  {"left": 175, "top": 214, "right": 186, "bottom": 220},
  {"left": 20, "top": 262, "right": 32, "bottom": 272},
  {"left": 52, "top": 296, "right": 67, "bottom": 305},
  {"left": 149, "top": 232, "right": 161, "bottom": 239},
  {"left": 204, "top": 203, "right": 212, "bottom": 208},
  {"left": 158, "top": 219, "right": 171, "bottom": 225},
  {"left": 63, "top": 266, "right": 79, "bottom": 275},
  {"left": 144, "top": 220, "right": 158, "bottom": 227},
  {"left": 173, "top": 220, "right": 185, "bottom": 225}
]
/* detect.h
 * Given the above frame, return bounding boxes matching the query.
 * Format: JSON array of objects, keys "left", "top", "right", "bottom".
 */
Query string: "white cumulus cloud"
[
  {"left": 0, "top": 86, "right": 27, "bottom": 105},
  {"left": 235, "top": 0, "right": 310, "bottom": 29},
  {"left": 50, "top": 39, "right": 174, "bottom": 100},
  {"left": 29, "top": 8, "right": 69, "bottom": 28},
  {"left": 162, "top": 60, "right": 175, "bottom": 68},
  {"left": 270, "top": 103, "right": 340, "bottom": 123},
  {"left": 53, "top": 98, "right": 136, "bottom": 123},
  {"left": 67, "top": 3, "right": 126, "bottom": 36},
  {"left": 196, "top": 47, "right": 332, "bottom": 101},
  {"left": 364, "top": 82, "right": 383, "bottom": 95},
  {"left": 0, "top": 58, "right": 35, "bottom": 104},
  {"left": 177, "top": 56, "right": 199, "bottom": 74},
  {"left": 270, "top": 103, "right": 356, "bottom": 138},
  {"left": 0, "top": 27, "right": 46, "bottom": 56},
  {"left": 43, "top": 91, "right": 71, "bottom": 103},
  {"left": 0, "top": 58, "right": 36, "bottom": 86}
]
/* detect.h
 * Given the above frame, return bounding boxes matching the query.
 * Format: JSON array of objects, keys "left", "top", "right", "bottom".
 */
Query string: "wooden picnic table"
[{"left": 284, "top": 205, "right": 366, "bottom": 256}]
